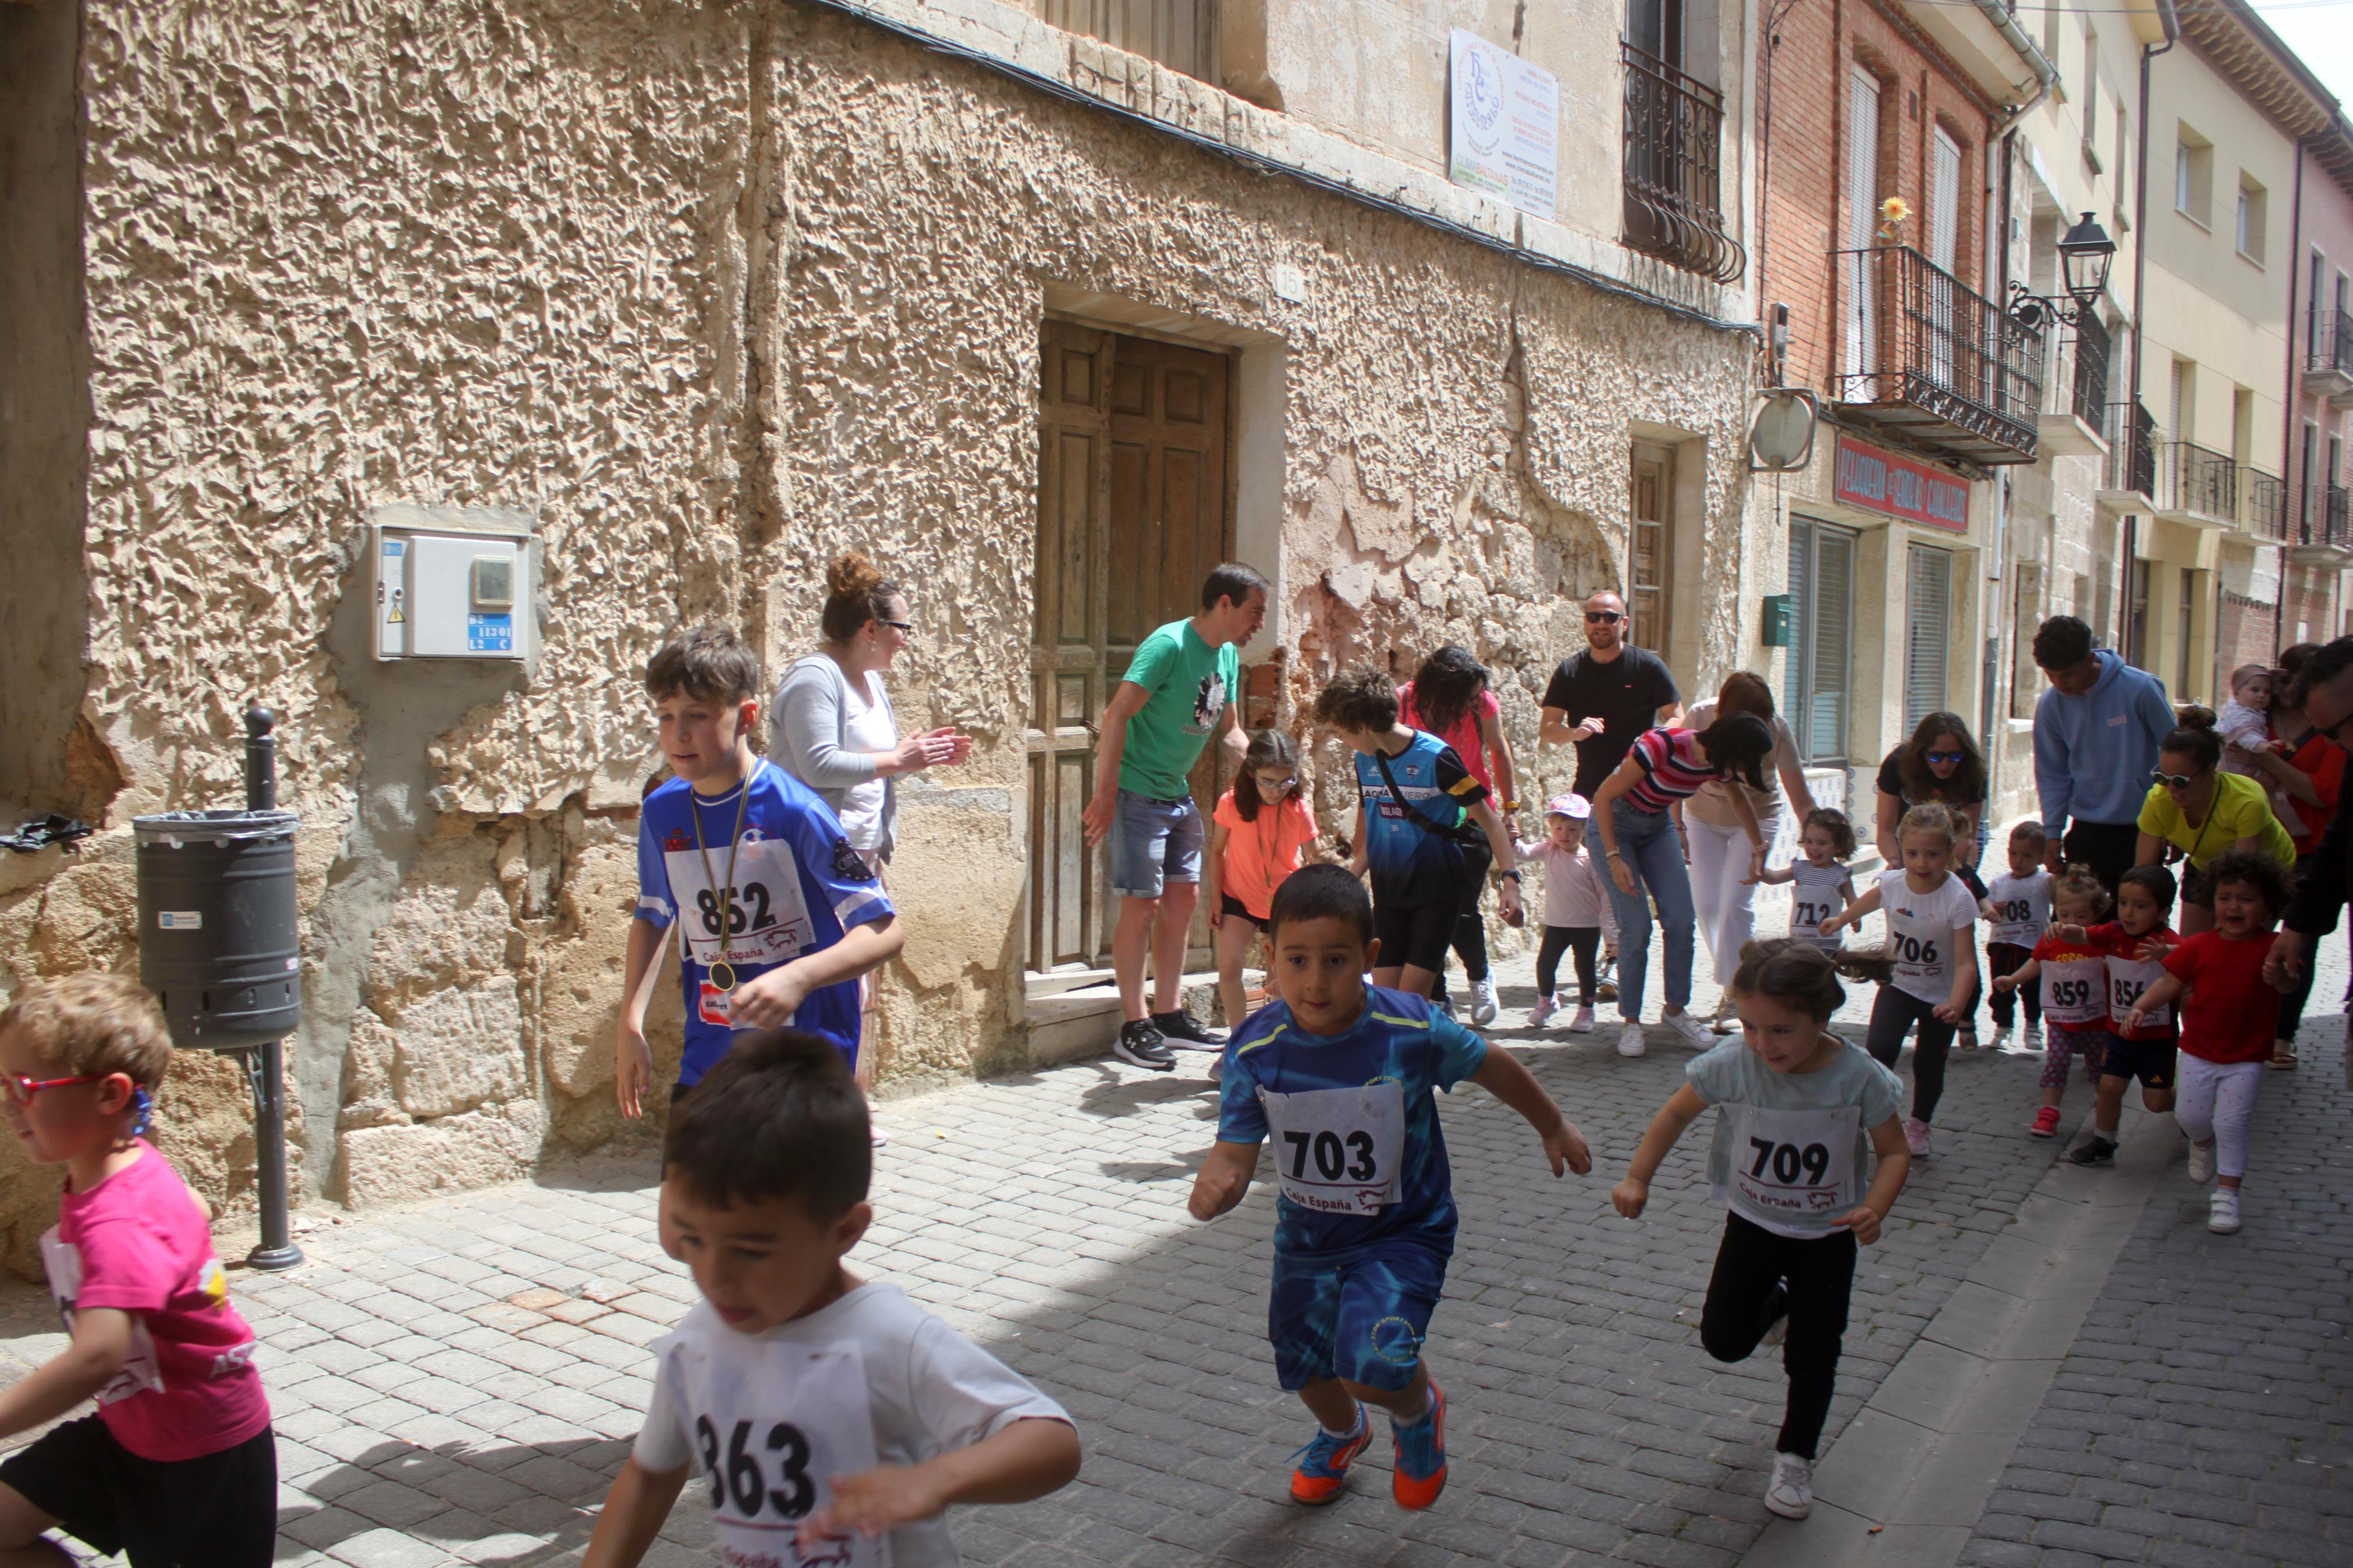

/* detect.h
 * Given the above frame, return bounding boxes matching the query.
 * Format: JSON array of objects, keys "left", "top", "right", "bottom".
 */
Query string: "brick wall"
[{"left": 2284, "top": 564, "right": 2337, "bottom": 649}]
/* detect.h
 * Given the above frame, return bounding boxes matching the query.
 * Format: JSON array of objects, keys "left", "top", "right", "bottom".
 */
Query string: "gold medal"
[
  {"left": 688, "top": 762, "right": 761, "bottom": 998},
  {"left": 708, "top": 960, "right": 737, "bottom": 994}
]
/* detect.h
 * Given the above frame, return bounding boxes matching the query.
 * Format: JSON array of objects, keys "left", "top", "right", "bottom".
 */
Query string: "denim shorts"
[{"left": 1109, "top": 789, "right": 1204, "bottom": 898}]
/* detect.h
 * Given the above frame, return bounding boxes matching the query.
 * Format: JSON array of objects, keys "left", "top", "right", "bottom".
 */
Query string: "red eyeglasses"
[{"left": 3, "top": 1073, "right": 106, "bottom": 1107}]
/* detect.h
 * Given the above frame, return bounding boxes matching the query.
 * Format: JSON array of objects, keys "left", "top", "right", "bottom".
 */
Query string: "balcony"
[
  {"left": 1620, "top": 41, "right": 1744, "bottom": 283},
  {"left": 2036, "top": 316, "right": 2111, "bottom": 458},
  {"left": 2240, "top": 467, "right": 2285, "bottom": 541},
  {"left": 2096, "top": 400, "right": 2156, "bottom": 509},
  {"left": 2152, "top": 439, "right": 2238, "bottom": 529},
  {"left": 1832, "top": 246, "right": 2042, "bottom": 464},
  {"left": 2290, "top": 483, "right": 2353, "bottom": 564},
  {"left": 2304, "top": 308, "right": 2353, "bottom": 405}
]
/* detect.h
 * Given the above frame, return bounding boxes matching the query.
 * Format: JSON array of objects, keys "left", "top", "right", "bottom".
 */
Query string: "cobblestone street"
[{"left": 3, "top": 907, "right": 2347, "bottom": 1567}]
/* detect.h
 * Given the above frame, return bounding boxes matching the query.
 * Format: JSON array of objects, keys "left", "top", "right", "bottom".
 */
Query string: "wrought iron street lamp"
[{"left": 2056, "top": 211, "right": 2116, "bottom": 310}]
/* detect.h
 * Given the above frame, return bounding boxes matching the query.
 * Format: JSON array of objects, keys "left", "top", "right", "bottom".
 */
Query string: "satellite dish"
[{"left": 1749, "top": 389, "right": 1818, "bottom": 472}]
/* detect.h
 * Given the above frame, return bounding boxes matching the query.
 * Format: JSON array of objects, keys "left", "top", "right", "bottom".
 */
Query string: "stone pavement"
[{"left": 1, "top": 901, "right": 2343, "bottom": 1567}]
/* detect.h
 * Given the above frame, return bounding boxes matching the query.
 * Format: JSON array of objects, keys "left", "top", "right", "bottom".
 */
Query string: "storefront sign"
[
  {"left": 1832, "top": 437, "right": 1969, "bottom": 531},
  {"left": 1447, "top": 30, "right": 1558, "bottom": 219}
]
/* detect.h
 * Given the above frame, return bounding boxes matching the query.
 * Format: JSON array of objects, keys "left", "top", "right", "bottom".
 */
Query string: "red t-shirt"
[
  {"left": 40, "top": 1142, "right": 270, "bottom": 1460},
  {"left": 2283, "top": 731, "right": 2345, "bottom": 854},
  {"left": 1398, "top": 682, "right": 1501, "bottom": 792},
  {"left": 2161, "top": 929, "right": 2281, "bottom": 1065},
  {"left": 2086, "top": 922, "right": 2178, "bottom": 1041}
]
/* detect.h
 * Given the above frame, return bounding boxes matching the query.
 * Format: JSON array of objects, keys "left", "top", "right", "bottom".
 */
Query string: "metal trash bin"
[{"left": 134, "top": 809, "right": 301, "bottom": 1053}]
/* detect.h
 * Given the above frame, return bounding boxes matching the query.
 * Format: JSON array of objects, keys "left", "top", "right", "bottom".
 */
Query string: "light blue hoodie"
[{"left": 2033, "top": 650, "right": 2177, "bottom": 833}]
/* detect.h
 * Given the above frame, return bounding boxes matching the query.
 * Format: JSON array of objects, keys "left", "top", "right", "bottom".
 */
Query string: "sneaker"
[
  {"left": 1756, "top": 1282, "right": 1791, "bottom": 1349},
  {"left": 1764, "top": 1451, "right": 1814, "bottom": 1520},
  {"left": 2208, "top": 1188, "right": 2242, "bottom": 1234},
  {"left": 1957, "top": 1027, "right": 1979, "bottom": 1051},
  {"left": 1151, "top": 1009, "right": 1226, "bottom": 1049},
  {"left": 1471, "top": 976, "right": 1499, "bottom": 1026},
  {"left": 2064, "top": 1135, "right": 2117, "bottom": 1167},
  {"left": 2023, "top": 1023, "right": 2044, "bottom": 1051},
  {"left": 1662, "top": 1011, "right": 1714, "bottom": 1050},
  {"left": 1288, "top": 1408, "right": 1371, "bottom": 1505},
  {"left": 1596, "top": 979, "right": 1619, "bottom": 1004},
  {"left": 2187, "top": 1139, "right": 2214, "bottom": 1183},
  {"left": 1114, "top": 1021, "right": 1176, "bottom": 1071},
  {"left": 1568, "top": 1005, "right": 1596, "bottom": 1034},
  {"left": 1207, "top": 1054, "right": 1225, "bottom": 1084},
  {"left": 1993, "top": 1026, "right": 2014, "bottom": 1052},
  {"left": 1433, "top": 993, "right": 1458, "bottom": 1020},
  {"left": 1709, "top": 1004, "right": 1739, "bottom": 1036},
  {"left": 1527, "top": 994, "right": 1560, "bottom": 1028},
  {"left": 1617, "top": 1023, "right": 1648, "bottom": 1058},
  {"left": 1904, "top": 1118, "right": 1932, "bottom": 1158},
  {"left": 1389, "top": 1382, "right": 1447, "bottom": 1510},
  {"left": 869, "top": 1127, "right": 892, "bottom": 1150},
  {"left": 2030, "top": 1106, "right": 2063, "bottom": 1139}
]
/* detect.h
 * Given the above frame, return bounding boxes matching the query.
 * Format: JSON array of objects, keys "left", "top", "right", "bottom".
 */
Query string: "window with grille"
[
  {"left": 1786, "top": 518, "right": 1856, "bottom": 765},
  {"left": 1904, "top": 545, "right": 1952, "bottom": 731},
  {"left": 1630, "top": 444, "right": 1675, "bottom": 655},
  {"left": 1042, "top": 0, "right": 1220, "bottom": 83}
]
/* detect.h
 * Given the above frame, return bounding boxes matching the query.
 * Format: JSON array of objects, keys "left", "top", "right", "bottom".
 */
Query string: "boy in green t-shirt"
[{"left": 1080, "top": 563, "right": 1268, "bottom": 1071}]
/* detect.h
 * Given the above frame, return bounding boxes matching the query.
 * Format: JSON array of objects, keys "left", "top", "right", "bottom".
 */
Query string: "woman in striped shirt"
[{"left": 1588, "top": 712, "right": 1779, "bottom": 1059}]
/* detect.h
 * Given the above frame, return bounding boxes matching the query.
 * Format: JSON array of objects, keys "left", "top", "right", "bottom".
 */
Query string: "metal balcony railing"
[
  {"left": 1833, "top": 245, "right": 2042, "bottom": 463},
  {"left": 1620, "top": 41, "right": 1744, "bottom": 283},
  {"left": 2039, "top": 315, "right": 2110, "bottom": 431},
  {"left": 2303, "top": 483, "right": 2353, "bottom": 553},
  {"left": 2153, "top": 438, "right": 2238, "bottom": 524},
  {"left": 2103, "top": 400, "right": 2156, "bottom": 497},
  {"left": 2240, "top": 467, "right": 2285, "bottom": 539},
  {"left": 2307, "top": 308, "right": 2353, "bottom": 378}
]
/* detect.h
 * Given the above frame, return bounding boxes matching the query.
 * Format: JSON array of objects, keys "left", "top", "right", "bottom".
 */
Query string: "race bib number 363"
[
  {"left": 675, "top": 1342, "right": 888, "bottom": 1568},
  {"left": 1259, "top": 1082, "right": 1407, "bottom": 1215}
]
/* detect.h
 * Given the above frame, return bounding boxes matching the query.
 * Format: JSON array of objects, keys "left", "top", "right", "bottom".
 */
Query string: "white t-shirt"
[
  {"left": 1983, "top": 869, "right": 2052, "bottom": 949},
  {"left": 634, "top": 1282, "right": 1070, "bottom": 1567},
  {"left": 1687, "top": 1037, "right": 1904, "bottom": 1238},
  {"left": 836, "top": 674, "right": 897, "bottom": 853},
  {"left": 1788, "top": 861, "right": 1850, "bottom": 951},
  {"left": 1877, "top": 869, "right": 1981, "bottom": 1004}
]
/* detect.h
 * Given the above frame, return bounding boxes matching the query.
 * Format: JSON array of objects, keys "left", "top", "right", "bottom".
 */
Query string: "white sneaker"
[
  {"left": 2023, "top": 1023, "right": 2044, "bottom": 1051},
  {"left": 1904, "top": 1118, "right": 1932, "bottom": 1158},
  {"left": 2208, "top": 1188, "right": 2242, "bottom": 1234},
  {"left": 1617, "top": 1023, "right": 1648, "bottom": 1058},
  {"left": 1764, "top": 1451, "right": 1813, "bottom": 1519},
  {"left": 1527, "top": 994, "right": 1559, "bottom": 1027},
  {"left": 2187, "top": 1140, "right": 2214, "bottom": 1183},
  {"left": 1662, "top": 1011, "right": 1714, "bottom": 1050},
  {"left": 1568, "top": 1005, "right": 1596, "bottom": 1034},
  {"left": 1471, "top": 976, "right": 1499, "bottom": 1026}
]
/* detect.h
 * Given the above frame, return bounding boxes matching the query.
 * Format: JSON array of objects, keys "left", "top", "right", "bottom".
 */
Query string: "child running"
[
  {"left": 1990, "top": 865, "right": 2113, "bottom": 1139},
  {"left": 1188, "top": 865, "right": 1591, "bottom": 1509},
  {"left": 1981, "top": 822, "right": 2053, "bottom": 1052},
  {"left": 2118, "top": 850, "right": 2292, "bottom": 1235},
  {"left": 1514, "top": 793, "right": 1618, "bottom": 1033},
  {"left": 1612, "top": 940, "right": 1911, "bottom": 1521},
  {"left": 2060, "top": 864, "right": 2181, "bottom": 1168},
  {"left": 584, "top": 1030, "right": 1081, "bottom": 1565},
  {"left": 1204, "top": 729, "right": 1321, "bottom": 1044},
  {"left": 1759, "top": 808, "right": 1857, "bottom": 953},
  {"left": 0, "top": 976, "right": 276, "bottom": 1567},
  {"left": 1820, "top": 802, "right": 1980, "bottom": 1158}
]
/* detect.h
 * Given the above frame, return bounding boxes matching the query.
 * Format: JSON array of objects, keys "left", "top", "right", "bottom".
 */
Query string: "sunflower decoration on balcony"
[{"left": 1876, "top": 195, "right": 1911, "bottom": 246}]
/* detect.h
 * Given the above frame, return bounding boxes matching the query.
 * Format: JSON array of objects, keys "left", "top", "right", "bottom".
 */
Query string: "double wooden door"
[{"left": 1028, "top": 322, "right": 1233, "bottom": 973}]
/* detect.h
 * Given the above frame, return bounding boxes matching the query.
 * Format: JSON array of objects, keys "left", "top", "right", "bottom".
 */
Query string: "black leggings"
[
  {"left": 1431, "top": 841, "right": 1492, "bottom": 1001},
  {"left": 1986, "top": 942, "right": 2041, "bottom": 1030},
  {"left": 2275, "top": 851, "right": 2321, "bottom": 1047},
  {"left": 1701, "top": 1212, "right": 1858, "bottom": 1460},
  {"left": 1866, "top": 986, "right": 1957, "bottom": 1123},
  {"left": 1536, "top": 925, "right": 1603, "bottom": 1002}
]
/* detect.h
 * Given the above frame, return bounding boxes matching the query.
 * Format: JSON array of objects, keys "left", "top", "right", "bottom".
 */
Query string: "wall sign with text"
[
  {"left": 1833, "top": 437, "right": 1970, "bottom": 532},
  {"left": 1447, "top": 29, "right": 1559, "bottom": 219}
]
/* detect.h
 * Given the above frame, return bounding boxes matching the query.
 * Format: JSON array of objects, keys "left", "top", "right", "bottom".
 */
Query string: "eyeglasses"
[
  {"left": 878, "top": 619, "right": 914, "bottom": 634},
  {"left": 1584, "top": 611, "right": 1624, "bottom": 624},
  {"left": 3, "top": 1072, "right": 105, "bottom": 1107},
  {"left": 1252, "top": 774, "right": 1298, "bottom": 791},
  {"left": 2151, "top": 768, "right": 2206, "bottom": 791},
  {"left": 1924, "top": 751, "right": 1965, "bottom": 765}
]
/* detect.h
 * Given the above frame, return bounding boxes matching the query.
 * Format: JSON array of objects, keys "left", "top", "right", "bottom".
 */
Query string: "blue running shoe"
[
  {"left": 1289, "top": 1408, "right": 1370, "bottom": 1504},
  {"left": 1390, "top": 1381, "right": 1447, "bottom": 1509}
]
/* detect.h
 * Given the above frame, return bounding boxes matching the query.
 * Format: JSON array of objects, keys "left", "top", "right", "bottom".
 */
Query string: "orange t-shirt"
[{"left": 1213, "top": 790, "right": 1318, "bottom": 919}]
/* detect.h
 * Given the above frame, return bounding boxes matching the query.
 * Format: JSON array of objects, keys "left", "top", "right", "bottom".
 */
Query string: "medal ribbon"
[{"left": 688, "top": 759, "right": 762, "bottom": 992}]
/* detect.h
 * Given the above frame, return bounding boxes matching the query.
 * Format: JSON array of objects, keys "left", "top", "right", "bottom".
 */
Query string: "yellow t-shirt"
[{"left": 2135, "top": 770, "right": 2296, "bottom": 870}]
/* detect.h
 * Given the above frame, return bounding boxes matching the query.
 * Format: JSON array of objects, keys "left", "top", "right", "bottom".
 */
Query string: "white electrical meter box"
[{"left": 371, "top": 515, "right": 537, "bottom": 662}]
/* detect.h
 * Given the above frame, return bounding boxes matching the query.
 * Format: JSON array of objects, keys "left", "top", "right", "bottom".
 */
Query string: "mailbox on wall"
[{"left": 371, "top": 518, "right": 537, "bottom": 662}]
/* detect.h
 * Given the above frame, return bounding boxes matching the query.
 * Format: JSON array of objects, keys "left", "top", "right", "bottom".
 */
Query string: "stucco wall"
[{"left": 0, "top": 0, "right": 1755, "bottom": 1274}]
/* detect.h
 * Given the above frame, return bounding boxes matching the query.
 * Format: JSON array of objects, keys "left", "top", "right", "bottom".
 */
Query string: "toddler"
[
  {"left": 1759, "top": 808, "right": 1857, "bottom": 953},
  {"left": 2217, "top": 664, "right": 2293, "bottom": 817},
  {"left": 1982, "top": 821, "right": 2053, "bottom": 1051},
  {"left": 1990, "top": 865, "right": 2113, "bottom": 1138},
  {"left": 1515, "top": 793, "right": 1619, "bottom": 1033},
  {"left": 2059, "top": 863, "right": 2180, "bottom": 1168}
]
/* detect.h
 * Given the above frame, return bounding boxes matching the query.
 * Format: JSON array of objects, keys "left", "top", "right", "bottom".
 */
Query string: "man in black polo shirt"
[{"left": 1539, "top": 590, "right": 1683, "bottom": 799}]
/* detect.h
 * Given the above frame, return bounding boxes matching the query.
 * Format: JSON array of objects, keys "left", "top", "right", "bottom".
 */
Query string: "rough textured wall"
[{"left": 5, "top": 0, "right": 1754, "bottom": 1272}]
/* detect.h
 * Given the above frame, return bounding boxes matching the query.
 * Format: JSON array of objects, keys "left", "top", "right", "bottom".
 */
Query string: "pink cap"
[{"left": 1545, "top": 792, "right": 1589, "bottom": 821}]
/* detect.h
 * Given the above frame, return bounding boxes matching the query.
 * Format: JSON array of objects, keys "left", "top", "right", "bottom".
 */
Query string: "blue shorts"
[
  {"left": 2099, "top": 1031, "right": 2177, "bottom": 1089},
  {"left": 1269, "top": 1236, "right": 1449, "bottom": 1392},
  {"left": 1109, "top": 790, "right": 1204, "bottom": 898}
]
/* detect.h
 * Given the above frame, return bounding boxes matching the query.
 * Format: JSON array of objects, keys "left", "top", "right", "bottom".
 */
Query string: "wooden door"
[
  {"left": 1629, "top": 443, "right": 1674, "bottom": 655},
  {"left": 1028, "top": 322, "right": 1233, "bottom": 975}
]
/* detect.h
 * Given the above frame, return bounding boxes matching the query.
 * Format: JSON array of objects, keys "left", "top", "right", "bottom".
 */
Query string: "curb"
[{"left": 1738, "top": 1103, "right": 2179, "bottom": 1567}]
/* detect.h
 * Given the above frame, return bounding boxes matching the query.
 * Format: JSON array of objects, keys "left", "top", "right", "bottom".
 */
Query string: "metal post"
[{"left": 240, "top": 706, "right": 302, "bottom": 1271}]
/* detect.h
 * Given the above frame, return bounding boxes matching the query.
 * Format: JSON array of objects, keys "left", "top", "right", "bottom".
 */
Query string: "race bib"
[
  {"left": 1790, "top": 896, "right": 1840, "bottom": 936},
  {"left": 662, "top": 834, "right": 818, "bottom": 974},
  {"left": 1886, "top": 917, "right": 1951, "bottom": 997},
  {"left": 698, "top": 981, "right": 797, "bottom": 1030},
  {"left": 674, "top": 1340, "right": 888, "bottom": 1568},
  {"left": 2039, "top": 954, "right": 2107, "bottom": 1025},
  {"left": 1258, "top": 1082, "right": 1406, "bottom": 1215},
  {"left": 2107, "top": 954, "right": 2172, "bottom": 1031},
  {"left": 1988, "top": 896, "right": 2044, "bottom": 947},
  {"left": 1717, "top": 1104, "right": 1861, "bottom": 1229},
  {"left": 39, "top": 1231, "right": 164, "bottom": 1405}
]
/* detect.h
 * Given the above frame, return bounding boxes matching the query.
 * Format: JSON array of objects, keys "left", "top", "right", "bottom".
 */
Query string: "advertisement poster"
[{"left": 1447, "top": 29, "right": 1559, "bottom": 220}]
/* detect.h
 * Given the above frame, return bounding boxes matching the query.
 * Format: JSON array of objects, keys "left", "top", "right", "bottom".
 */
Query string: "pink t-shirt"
[
  {"left": 40, "top": 1142, "right": 269, "bottom": 1461},
  {"left": 1398, "top": 683, "right": 1502, "bottom": 792}
]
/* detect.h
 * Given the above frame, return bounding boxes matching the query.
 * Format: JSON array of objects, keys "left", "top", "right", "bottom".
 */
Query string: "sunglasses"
[
  {"left": 3, "top": 1072, "right": 105, "bottom": 1107},
  {"left": 1924, "top": 751, "right": 1965, "bottom": 765},
  {"left": 1584, "top": 610, "right": 1624, "bottom": 624},
  {"left": 878, "top": 619, "right": 914, "bottom": 634},
  {"left": 2151, "top": 768, "right": 2206, "bottom": 790}
]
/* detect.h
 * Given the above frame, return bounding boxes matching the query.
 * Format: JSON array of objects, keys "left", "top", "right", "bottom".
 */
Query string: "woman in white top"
[{"left": 1681, "top": 673, "right": 1818, "bottom": 1030}]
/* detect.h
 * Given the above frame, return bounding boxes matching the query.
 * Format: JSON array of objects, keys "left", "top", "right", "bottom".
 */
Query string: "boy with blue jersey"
[
  {"left": 1315, "top": 669, "right": 1525, "bottom": 1002},
  {"left": 616, "top": 625, "right": 904, "bottom": 1118},
  {"left": 1188, "top": 865, "right": 1589, "bottom": 1510}
]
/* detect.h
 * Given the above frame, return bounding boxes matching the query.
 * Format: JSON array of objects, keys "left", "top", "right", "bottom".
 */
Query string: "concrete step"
[{"left": 1018, "top": 969, "right": 1237, "bottom": 1068}]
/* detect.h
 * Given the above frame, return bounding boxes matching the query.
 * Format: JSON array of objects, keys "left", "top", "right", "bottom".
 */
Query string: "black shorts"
[
  {"left": 0, "top": 1413, "right": 276, "bottom": 1567},
  {"left": 1372, "top": 900, "right": 1456, "bottom": 974},
  {"left": 2100, "top": 1032, "right": 2178, "bottom": 1089},
  {"left": 1219, "top": 894, "right": 1267, "bottom": 931}
]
